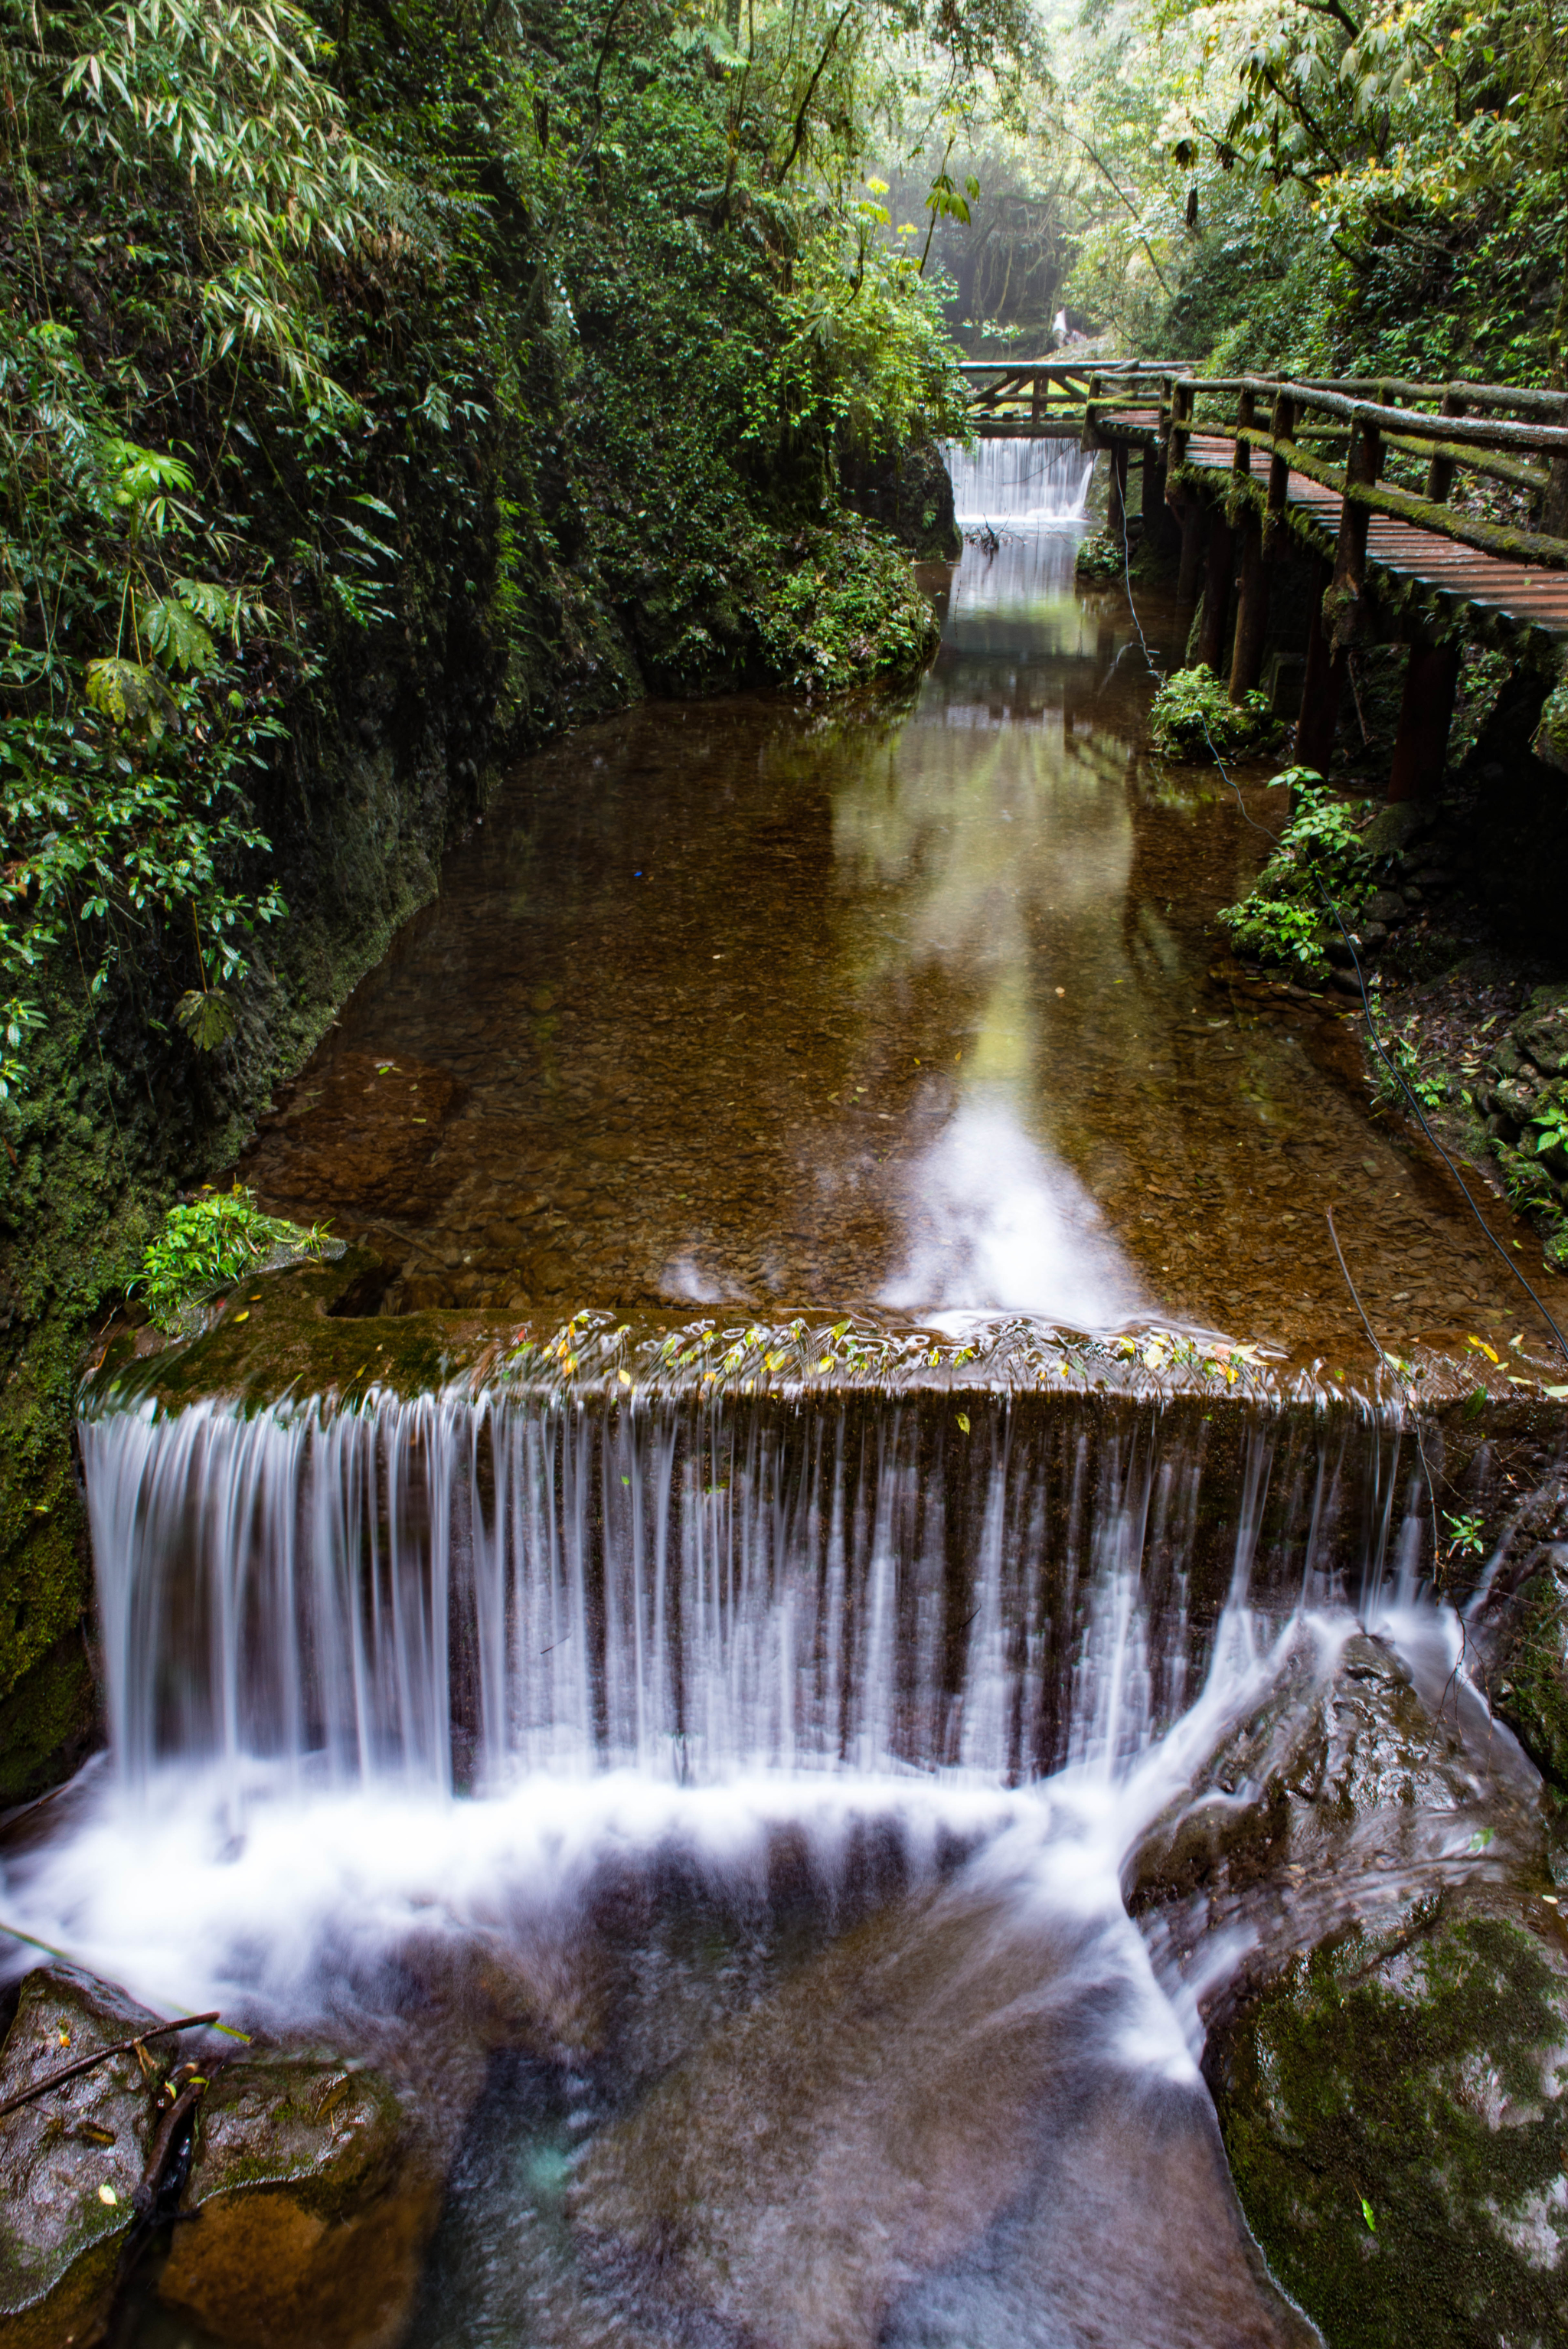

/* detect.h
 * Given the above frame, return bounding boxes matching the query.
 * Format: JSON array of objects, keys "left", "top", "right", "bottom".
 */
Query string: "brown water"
[{"left": 240, "top": 531, "right": 1561, "bottom": 1371}]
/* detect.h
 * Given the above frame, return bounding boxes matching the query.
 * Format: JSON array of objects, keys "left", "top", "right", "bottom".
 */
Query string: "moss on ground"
[{"left": 1210, "top": 1908, "right": 1568, "bottom": 2348}]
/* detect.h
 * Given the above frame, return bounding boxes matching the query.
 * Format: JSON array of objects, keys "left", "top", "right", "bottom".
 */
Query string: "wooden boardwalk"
[{"left": 1107, "top": 413, "right": 1568, "bottom": 645}]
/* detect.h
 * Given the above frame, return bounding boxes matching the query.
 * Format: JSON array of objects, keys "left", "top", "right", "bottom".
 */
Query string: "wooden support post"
[
  {"left": 1141, "top": 438, "right": 1166, "bottom": 534},
  {"left": 1167, "top": 377, "right": 1193, "bottom": 475},
  {"left": 1197, "top": 510, "right": 1235, "bottom": 675},
  {"left": 1389, "top": 639, "right": 1461, "bottom": 802},
  {"left": 1423, "top": 388, "right": 1466, "bottom": 504},
  {"left": 1265, "top": 392, "right": 1295, "bottom": 554},
  {"left": 1328, "top": 411, "right": 1383, "bottom": 648},
  {"left": 1031, "top": 368, "right": 1044, "bottom": 426},
  {"left": 1229, "top": 509, "right": 1269, "bottom": 700},
  {"left": 1107, "top": 440, "right": 1129, "bottom": 543},
  {"left": 1176, "top": 498, "right": 1205, "bottom": 604},
  {"left": 1295, "top": 558, "right": 1345, "bottom": 774}
]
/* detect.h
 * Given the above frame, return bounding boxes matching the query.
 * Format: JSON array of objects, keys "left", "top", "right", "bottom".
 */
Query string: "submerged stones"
[
  {"left": 567, "top": 1873, "right": 1316, "bottom": 2349},
  {"left": 0, "top": 1968, "right": 439, "bottom": 2349},
  {"left": 1207, "top": 1908, "right": 1568, "bottom": 2349}
]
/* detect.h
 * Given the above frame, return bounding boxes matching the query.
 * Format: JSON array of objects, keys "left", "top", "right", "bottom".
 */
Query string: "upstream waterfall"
[
  {"left": 942, "top": 437, "right": 1096, "bottom": 526},
  {"left": 80, "top": 1388, "right": 1423, "bottom": 1795}
]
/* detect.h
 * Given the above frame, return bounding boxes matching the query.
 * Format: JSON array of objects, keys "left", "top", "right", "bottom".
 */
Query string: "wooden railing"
[
  {"left": 1141, "top": 373, "right": 1568, "bottom": 571},
  {"left": 962, "top": 359, "right": 1188, "bottom": 432}
]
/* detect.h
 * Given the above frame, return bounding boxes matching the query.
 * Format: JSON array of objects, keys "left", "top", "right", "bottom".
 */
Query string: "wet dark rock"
[
  {"left": 1362, "top": 889, "right": 1409, "bottom": 927},
  {"left": 840, "top": 435, "right": 961, "bottom": 561},
  {"left": 1207, "top": 1906, "right": 1568, "bottom": 2349},
  {"left": 155, "top": 2049, "right": 443, "bottom": 2349},
  {"left": 0, "top": 1964, "right": 166, "bottom": 2349},
  {"left": 1361, "top": 802, "right": 1432, "bottom": 860},
  {"left": 1127, "top": 1625, "right": 1534, "bottom": 1978},
  {"left": 1485, "top": 1546, "right": 1568, "bottom": 1795}
]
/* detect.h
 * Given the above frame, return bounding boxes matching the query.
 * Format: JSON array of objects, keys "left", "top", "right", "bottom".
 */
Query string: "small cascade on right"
[{"left": 943, "top": 436, "right": 1096, "bottom": 528}]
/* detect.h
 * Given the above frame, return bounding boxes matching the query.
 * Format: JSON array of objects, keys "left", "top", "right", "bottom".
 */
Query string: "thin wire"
[{"left": 1112, "top": 479, "right": 1568, "bottom": 1368}]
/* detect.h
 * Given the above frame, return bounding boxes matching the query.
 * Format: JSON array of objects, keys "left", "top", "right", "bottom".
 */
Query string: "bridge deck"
[{"left": 1098, "top": 410, "right": 1568, "bottom": 641}]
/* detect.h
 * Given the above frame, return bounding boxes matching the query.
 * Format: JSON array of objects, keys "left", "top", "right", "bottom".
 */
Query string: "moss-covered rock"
[
  {"left": 157, "top": 2051, "right": 440, "bottom": 2349},
  {"left": 0, "top": 1965, "right": 167, "bottom": 2348},
  {"left": 1207, "top": 1907, "right": 1568, "bottom": 2349},
  {"left": 1529, "top": 668, "right": 1568, "bottom": 776}
]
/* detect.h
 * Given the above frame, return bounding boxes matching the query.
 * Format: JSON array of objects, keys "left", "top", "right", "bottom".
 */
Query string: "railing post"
[
  {"left": 1544, "top": 395, "right": 1568, "bottom": 538},
  {"left": 1082, "top": 372, "right": 1103, "bottom": 457},
  {"left": 1032, "top": 368, "right": 1044, "bottom": 426},
  {"left": 1231, "top": 384, "right": 1255, "bottom": 488},
  {"left": 1167, "top": 378, "right": 1194, "bottom": 472},
  {"left": 1423, "top": 387, "right": 1466, "bottom": 505},
  {"left": 1265, "top": 391, "right": 1295, "bottom": 554},
  {"left": 1327, "top": 408, "right": 1383, "bottom": 649}
]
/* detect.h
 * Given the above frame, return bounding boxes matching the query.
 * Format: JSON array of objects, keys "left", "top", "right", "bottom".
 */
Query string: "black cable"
[{"left": 1112, "top": 482, "right": 1568, "bottom": 1367}]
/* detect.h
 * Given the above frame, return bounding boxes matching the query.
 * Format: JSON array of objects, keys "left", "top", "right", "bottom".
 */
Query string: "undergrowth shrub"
[
  {"left": 1217, "top": 768, "right": 1373, "bottom": 972},
  {"left": 1148, "top": 667, "right": 1282, "bottom": 762},
  {"left": 132, "top": 1184, "right": 330, "bottom": 1328}
]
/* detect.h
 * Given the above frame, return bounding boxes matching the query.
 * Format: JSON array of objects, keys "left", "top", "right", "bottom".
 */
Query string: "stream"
[{"left": 3, "top": 450, "right": 1563, "bottom": 2348}]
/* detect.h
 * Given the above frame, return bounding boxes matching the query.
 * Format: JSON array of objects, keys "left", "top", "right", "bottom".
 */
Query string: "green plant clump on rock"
[
  {"left": 1148, "top": 667, "right": 1280, "bottom": 763},
  {"left": 1217, "top": 769, "right": 1371, "bottom": 972},
  {"left": 133, "top": 1185, "right": 331, "bottom": 1330}
]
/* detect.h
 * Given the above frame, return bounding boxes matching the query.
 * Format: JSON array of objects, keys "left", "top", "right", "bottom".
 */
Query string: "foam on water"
[{"left": 943, "top": 439, "right": 1096, "bottom": 528}]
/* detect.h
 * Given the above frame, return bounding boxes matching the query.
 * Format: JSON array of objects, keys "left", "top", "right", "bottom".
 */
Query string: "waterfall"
[
  {"left": 942, "top": 439, "right": 1096, "bottom": 527},
  {"left": 79, "top": 1389, "right": 1421, "bottom": 1796}
]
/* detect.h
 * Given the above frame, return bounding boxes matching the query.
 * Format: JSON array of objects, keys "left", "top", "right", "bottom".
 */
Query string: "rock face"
[
  {"left": 841, "top": 434, "right": 962, "bottom": 560},
  {"left": 0, "top": 1964, "right": 165, "bottom": 2349},
  {"left": 156, "top": 2050, "right": 441, "bottom": 2349},
  {"left": 1207, "top": 1907, "right": 1568, "bottom": 2349}
]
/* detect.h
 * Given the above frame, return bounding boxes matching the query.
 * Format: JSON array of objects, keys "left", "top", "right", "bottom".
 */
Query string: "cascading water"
[
  {"left": 80, "top": 1388, "right": 1416, "bottom": 1795},
  {"left": 942, "top": 436, "right": 1095, "bottom": 526},
  {"left": 7, "top": 508, "right": 1559, "bottom": 2348}
]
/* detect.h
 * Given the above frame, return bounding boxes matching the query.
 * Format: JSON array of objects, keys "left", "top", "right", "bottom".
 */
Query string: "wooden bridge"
[{"left": 959, "top": 361, "right": 1568, "bottom": 794}]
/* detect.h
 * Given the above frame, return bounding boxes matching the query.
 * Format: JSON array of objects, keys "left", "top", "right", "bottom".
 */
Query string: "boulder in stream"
[
  {"left": 0, "top": 1963, "right": 165, "bottom": 2349},
  {"left": 155, "top": 2048, "right": 442, "bottom": 2349},
  {"left": 1207, "top": 1902, "right": 1568, "bottom": 2349}
]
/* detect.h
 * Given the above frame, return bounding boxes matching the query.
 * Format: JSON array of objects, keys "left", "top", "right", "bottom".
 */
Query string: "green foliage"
[
  {"left": 1443, "top": 1511, "right": 1486, "bottom": 1560},
  {"left": 133, "top": 1182, "right": 328, "bottom": 1327},
  {"left": 1075, "top": 533, "right": 1125, "bottom": 581},
  {"left": 1374, "top": 1026, "right": 1450, "bottom": 1112},
  {"left": 1218, "top": 767, "right": 1373, "bottom": 972},
  {"left": 1148, "top": 666, "right": 1281, "bottom": 761}
]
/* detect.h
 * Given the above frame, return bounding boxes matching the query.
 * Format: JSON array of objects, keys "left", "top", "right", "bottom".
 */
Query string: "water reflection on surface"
[{"left": 240, "top": 528, "right": 1550, "bottom": 1364}]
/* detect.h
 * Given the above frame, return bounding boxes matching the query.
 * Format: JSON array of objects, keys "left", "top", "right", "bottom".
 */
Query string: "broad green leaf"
[{"left": 174, "top": 988, "right": 238, "bottom": 1050}]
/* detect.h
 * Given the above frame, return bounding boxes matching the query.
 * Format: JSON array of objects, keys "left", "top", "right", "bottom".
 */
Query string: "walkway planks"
[{"left": 1099, "top": 410, "right": 1568, "bottom": 644}]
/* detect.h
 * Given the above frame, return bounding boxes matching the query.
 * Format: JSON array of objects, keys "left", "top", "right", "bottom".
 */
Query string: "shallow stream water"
[
  {"left": 234, "top": 509, "right": 1557, "bottom": 1371},
  {"left": 5, "top": 473, "right": 1564, "bottom": 2347}
]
